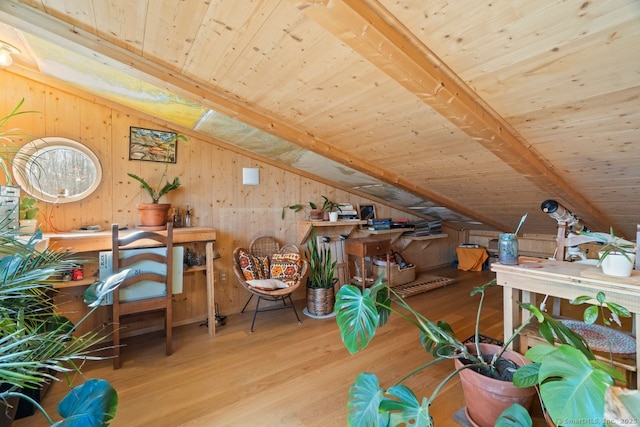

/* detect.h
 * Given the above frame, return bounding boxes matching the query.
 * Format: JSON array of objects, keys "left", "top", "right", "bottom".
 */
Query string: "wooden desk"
[
  {"left": 345, "top": 237, "right": 391, "bottom": 289},
  {"left": 46, "top": 227, "right": 218, "bottom": 336},
  {"left": 492, "top": 259, "right": 640, "bottom": 387}
]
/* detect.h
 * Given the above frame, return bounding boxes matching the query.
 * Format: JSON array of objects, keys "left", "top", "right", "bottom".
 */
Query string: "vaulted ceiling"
[{"left": 1, "top": 0, "right": 638, "bottom": 238}]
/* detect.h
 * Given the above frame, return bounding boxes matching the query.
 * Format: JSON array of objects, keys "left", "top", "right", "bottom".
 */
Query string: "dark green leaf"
[
  {"left": 512, "top": 363, "right": 540, "bottom": 388},
  {"left": 605, "top": 302, "right": 631, "bottom": 318},
  {"left": 335, "top": 285, "right": 379, "bottom": 354},
  {"left": 583, "top": 306, "right": 598, "bottom": 324},
  {"left": 596, "top": 292, "right": 606, "bottom": 304}
]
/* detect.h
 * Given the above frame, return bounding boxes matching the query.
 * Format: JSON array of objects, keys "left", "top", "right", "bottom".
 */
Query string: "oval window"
[{"left": 13, "top": 137, "right": 102, "bottom": 203}]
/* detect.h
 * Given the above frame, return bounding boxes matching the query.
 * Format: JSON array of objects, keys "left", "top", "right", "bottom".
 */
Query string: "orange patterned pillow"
[
  {"left": 269, "top": 252, "right": 302, "bottom": 286},
  {"left": 238, "top": 249, "right": 269, "bottom": 281}
]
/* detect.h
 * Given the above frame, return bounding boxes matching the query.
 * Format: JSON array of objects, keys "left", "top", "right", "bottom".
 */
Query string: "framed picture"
[
  {"left": 358, "top": 204, "right": 376, "bottom": 221},
  {"left": 129, "top": 126, "right": 177, "bottom": 163}
]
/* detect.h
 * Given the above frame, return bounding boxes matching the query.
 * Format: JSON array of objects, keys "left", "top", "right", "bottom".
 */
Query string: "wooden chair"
[
  {"left": 111, "top": 223, "right": 174, "bottom": 369},
  {"left": 233, "top": 237, "right": 307, "bottom": 333}
]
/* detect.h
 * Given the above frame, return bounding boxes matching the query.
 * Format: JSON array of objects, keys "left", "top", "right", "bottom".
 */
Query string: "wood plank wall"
[{"left": 1, "top": 69, "right": 459, "bottom": 335}]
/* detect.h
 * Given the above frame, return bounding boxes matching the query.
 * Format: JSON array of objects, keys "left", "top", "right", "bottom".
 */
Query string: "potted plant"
[
  {"left": 321, "top": 196, "right": 342, "bottom": 222},
  {"left": 501, "top": 292, "right": 638, "bottom": 426},
  {"left": 128, "top": 132, "right": 187, "bottom": 228},
  {"left": 1, "top": 100, "right": 127, "bottom": 426},
  {"left": 0, "top": 222, "right": 128, "bottom": 426},
  {"left": 19, "top": 195, "right": 39, "bottom": 233},
  {"left": 334, "top": 276, "right": 592, "bottom": 426},
  {"left": 282, "top": 196, "right": 343, "bottom": 222},
  {"left": 282, "top": 201, "right": 324, "bottom": 221},
  {"left": 305, "top": 226, "right": 339, "bottom": 317},
  {"left": 127, "top": 172, "right": 181, "bottom": 228},
  {"left": 577, "top": 227, "right": 636, "bottom": 277}
]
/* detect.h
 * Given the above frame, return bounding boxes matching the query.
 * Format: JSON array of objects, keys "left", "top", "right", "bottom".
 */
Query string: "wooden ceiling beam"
[
  {"left": 0, "top": 0, "right": 507, "bottom": 230},
  {"left": 293, "top": 0, "right": 614, "bottom": 232}
]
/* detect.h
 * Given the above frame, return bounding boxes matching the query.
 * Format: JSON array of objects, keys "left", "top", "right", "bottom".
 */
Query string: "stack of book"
[
  {"left": 367, "top": 218, "right": 391, "bottom": 231},
  {"left": 402, "top": 219, "right": 443, "bottom": 236},
  {"left": 337, "top": 203, "right": 359, "bottom": 221}
]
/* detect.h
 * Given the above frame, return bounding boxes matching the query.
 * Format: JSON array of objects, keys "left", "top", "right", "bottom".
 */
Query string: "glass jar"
[{"left": 498, "top": 233, "right": 519, "bottom": 265}]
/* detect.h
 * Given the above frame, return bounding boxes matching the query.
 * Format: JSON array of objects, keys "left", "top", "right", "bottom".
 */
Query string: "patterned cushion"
[
  {"left": 238, "top": 249, "right": 269, "bottom": 281},
  {"left": 269, "top": 252, "right": 302, "bottom": 287},
  {"left": 246, "top": 279, "right": 289, "bottom": 290}
]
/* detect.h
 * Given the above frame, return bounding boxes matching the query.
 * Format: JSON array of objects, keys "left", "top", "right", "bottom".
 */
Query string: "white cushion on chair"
[{"left": 246, "top": 279, "right": 289, "bottom": 290}]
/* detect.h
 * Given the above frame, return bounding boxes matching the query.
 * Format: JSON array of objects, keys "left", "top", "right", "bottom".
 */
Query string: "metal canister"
[{"left": 498, "top": 233, "right": 519, "bottom": 265}]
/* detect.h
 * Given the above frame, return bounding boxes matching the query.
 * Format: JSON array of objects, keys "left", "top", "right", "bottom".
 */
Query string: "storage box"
[{"left": 372, "top": 264, "right": 416, "bottom": 287}]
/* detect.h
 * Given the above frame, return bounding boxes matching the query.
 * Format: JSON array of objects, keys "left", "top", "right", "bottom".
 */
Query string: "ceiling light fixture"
[{"left": 0, "top": 40, "right": 21, "bottom": 68}]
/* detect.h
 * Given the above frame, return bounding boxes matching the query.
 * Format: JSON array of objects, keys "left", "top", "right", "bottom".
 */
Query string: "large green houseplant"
[
  {"left": 501, "top": 292, "right": 639, "bottom": 426},
  {"left": 305, "top": 226, "right": 338, "bottom": 317},
  {"left": 1, "top": 100, "right": 126, "bottom": 426},
  {"left": 334, "top": 276, "right": 597, "bottom": 426}
]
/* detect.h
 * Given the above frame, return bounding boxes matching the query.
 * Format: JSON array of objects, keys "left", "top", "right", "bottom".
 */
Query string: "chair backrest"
[
  {"left": 250, "top": 236, "right": 280, "bottom": 258},
  {"left": 111, "top": 223, "right": 174, "bottom": 368},
  {"left": 112, "top": 223, "right": 174, "bottom": 301}
]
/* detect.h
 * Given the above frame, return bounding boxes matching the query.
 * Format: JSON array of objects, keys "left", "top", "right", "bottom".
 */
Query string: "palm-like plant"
[
  {"left": 1, "top": 100, "right": 125, "bottom": 426},
  {"left": 127, "top": 172, "right": 181, "bottom": 204}
]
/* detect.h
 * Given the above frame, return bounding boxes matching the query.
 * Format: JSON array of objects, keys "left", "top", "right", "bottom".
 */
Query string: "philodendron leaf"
[
  {"left": 537, "top": 345, "right": 613, "bottom": 426},
  {"left": 382, "top": 385, "right": 432, "bottom": 427},
  {"left": 495, "top": 403, "right": 532, "bottom": 427},
  {"left": 55, "top": 379, "right": 117, "bottom": 427},
  {"left": 335, "top": 285, "right": 379, "bottom": 354},
  {"left": 512, "top": 363, "right": 540, "bottom": 388},
  {"left": 347, "top": 373, "right": 389, "bottom": 427}
]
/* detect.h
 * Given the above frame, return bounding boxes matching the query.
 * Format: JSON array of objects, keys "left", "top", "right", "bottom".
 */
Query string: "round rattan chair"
[{"left": 233, "top": 238, "right": 307, "bottom": 333}]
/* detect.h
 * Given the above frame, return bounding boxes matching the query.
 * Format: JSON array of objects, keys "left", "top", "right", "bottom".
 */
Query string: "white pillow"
[{"left": 246, "top": 279, "right": 289, "bottom": 290}]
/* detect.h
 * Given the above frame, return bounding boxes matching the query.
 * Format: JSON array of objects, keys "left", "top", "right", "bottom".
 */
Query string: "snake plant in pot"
[
  {"left": 305, "top": 226, "right": 338, "bottom": 317},
  {"left": 334, "top": 276, "right": 593, "bottom": 426}
]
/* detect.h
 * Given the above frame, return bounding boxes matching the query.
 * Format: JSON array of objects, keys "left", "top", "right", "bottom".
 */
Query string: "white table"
[{"left": 492, "top": 258, "right": 639, "bottom": 388}]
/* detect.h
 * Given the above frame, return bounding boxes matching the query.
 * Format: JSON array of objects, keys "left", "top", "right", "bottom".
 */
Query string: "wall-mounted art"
[
  {"left": 129, "top": 126, "right": 177, "bottom": 163},
  {"left": 358, "top": 204, "right": 376, "bottom": 221}
]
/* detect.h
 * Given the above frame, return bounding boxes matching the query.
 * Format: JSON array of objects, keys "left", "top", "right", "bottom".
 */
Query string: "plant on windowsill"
[
  {"left": 334, "top": 276, "right": 598, "bottom": 427},
  {"left": 128, "top": 134, "right": 187, "bottom": 228},
  {"left": 19, "top": 195, "right": 39, "bottom": 234}
]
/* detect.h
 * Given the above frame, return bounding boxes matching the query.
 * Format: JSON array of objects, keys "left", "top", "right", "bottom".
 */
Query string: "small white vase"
[
  {"left": 20, "top": 219, "right": 38, "bottom": 234},
  {"left": 328, "top": 211, "right": 339, "bottom": 222},
  {"left": 599, "top": 251, "right": 636, "bottom": 277}
]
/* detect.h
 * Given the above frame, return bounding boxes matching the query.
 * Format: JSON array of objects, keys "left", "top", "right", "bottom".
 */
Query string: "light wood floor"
[{"left": 16, "top": 268, "right": 500, "bottom": 427}]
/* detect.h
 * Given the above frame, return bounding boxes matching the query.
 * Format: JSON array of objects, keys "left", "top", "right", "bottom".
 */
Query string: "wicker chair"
[{"left": 233, "top": 237, "right": 307, "bottom": 333}]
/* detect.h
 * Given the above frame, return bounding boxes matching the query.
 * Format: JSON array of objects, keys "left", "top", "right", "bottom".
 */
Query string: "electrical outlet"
[{"left": 220, "top": 270, "right": 228, "bottom": 283}]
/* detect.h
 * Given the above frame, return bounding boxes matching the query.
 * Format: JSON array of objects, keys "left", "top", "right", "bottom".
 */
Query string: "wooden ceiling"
[{"left": 1, "top": 0, "right": 638, "bottom": 237}]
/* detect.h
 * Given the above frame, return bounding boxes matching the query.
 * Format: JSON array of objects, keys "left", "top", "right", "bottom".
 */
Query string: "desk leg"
[
  {"left": 502, "top": 286, "right": 518, "bottom": 350},
  {"left": 635, "top": 313, "right": 639, "bottom": 389},
  {"left": 205, "top": 242, "right": 216, "bottom": 336}
]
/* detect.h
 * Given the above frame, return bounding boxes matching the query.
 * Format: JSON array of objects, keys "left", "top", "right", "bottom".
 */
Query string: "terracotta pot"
[
  {"left": 137, "top": 203, "right": 171, "bottom": 227},
  {"left": 454, "top": 343, "right": 536, "bottom": 427},
  {"left": 309, "top": 209, "right": 324, "bottom": 221}
]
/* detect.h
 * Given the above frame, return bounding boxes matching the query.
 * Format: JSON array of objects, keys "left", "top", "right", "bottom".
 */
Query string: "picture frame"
[
  {"left": 129, "top": 126, "right": 177, "bottom": 163},
  {"left": 358, "top": 204, "right": 376, "bottom": 221}
]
